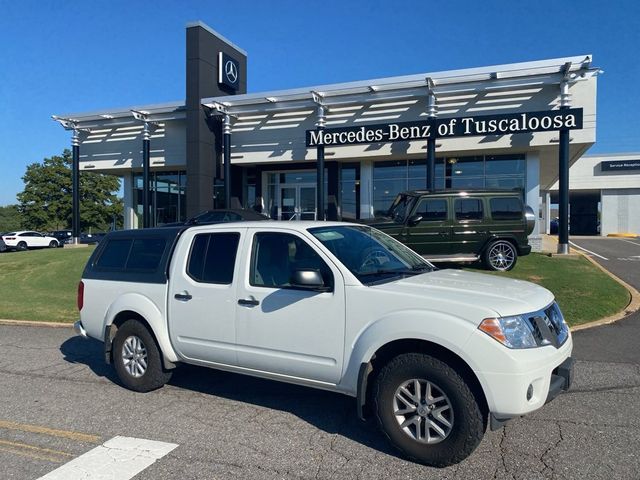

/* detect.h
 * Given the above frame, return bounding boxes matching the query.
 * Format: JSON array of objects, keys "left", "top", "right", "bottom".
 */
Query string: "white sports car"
[{"left": 2, "top": 231, "right": 60, "bottom": 251}]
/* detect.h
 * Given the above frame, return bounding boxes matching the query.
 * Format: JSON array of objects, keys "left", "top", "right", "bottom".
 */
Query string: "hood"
[
  {"left": 356, "top": 216, "right": 398, "bottom": 229},
  {"left": 372, "top": 269, "right": 554, "bottom": 321}
]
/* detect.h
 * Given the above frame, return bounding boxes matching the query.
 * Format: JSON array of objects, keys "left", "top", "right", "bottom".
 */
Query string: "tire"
[
  {"left": 16, "top": 241, "right": 28, "bottom": 252},
  {"left": 112, "top": 320, "right": 172, "bottom": 392},
  {"left": 373, "top": 353, "right": 484, "bottom": 467},
  {"left": 49, "top": 240, "right": 58, "bottom": 248},
  {"left": 483, "top": 240, "right": 517, "bottom": 271}
]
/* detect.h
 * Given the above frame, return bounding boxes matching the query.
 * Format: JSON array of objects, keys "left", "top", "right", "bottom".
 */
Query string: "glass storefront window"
[
  {"left": 133, "top": 171, "right": 187, "bottom": 227},
  {"left": 340, "top": 163, "right": 360, "bottom": 220},
  {"left": 374, "top": 154, "right": 525, "bottom": 214}
]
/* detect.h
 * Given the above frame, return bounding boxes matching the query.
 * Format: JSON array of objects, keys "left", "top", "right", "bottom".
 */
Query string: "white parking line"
[
  {"left": 569, "top": 241, "right": 609, "bottom": 260},
  {"left": 37, "top": 436, "right": 178, "bottom": 480},
  {"left": 616, "top": 238, "right": 640, "bottom": 247}
]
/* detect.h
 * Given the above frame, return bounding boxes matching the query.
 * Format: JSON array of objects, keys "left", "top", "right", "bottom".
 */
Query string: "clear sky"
[{"left": 1, "top": 0, "right": 639, "bottom": 205}]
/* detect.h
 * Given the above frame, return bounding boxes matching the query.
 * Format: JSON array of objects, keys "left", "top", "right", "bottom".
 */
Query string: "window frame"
[
  {"left": 454, "top": 197, "right": 485, "bottom": 223},
  {"left": 186, "top": 232, "right": 241, "bottom": 285},
  {"left": 249, "top": 231, "right": 334, "bottom": 292},
  {"left": 489, "top": 196, "right": 524, "bottom": 221},
  {"left": 413, "top": 198, "right": 449, "bottom": 222}
]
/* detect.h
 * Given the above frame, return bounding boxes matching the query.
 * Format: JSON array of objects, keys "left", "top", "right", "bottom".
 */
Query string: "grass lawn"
[
  {"left": 0, "top": 247, "right": 94, "bottom": 323},
  {"left": 0, "top": 247, "right": 631, "bottom": 327},
  {"left": 466, "top": 253, "right": 630, "bottom": 326}
]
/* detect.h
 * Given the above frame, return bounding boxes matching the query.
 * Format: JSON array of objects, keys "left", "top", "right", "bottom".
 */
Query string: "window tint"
[
  {"left": 414, "top": 199, "right": 448, "bottom": 221},
  {"left": 455, "top": 198, "right": 483, "bottom": 221},
  {"left": 126, "top": 238, "right": 167, "bottom": 270},
  {"left": 490, "top": 197, "right": 523, "bottom": 221},
  {"left": 187, "top": 233, "right": 240, "bottom": 284},
  {"left": 250, "top": 232, "right": 333, "bottom": 289},
  {"left": 96, "top": 239, "right": 132, "bottom": 269}
]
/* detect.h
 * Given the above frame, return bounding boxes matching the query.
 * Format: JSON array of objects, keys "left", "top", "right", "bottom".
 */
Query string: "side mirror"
[
  {"left": 407, "top": 214, "right": 423, "bottom": 227},
  {"left": 290, "top": 270, "right": 328, "bottom": 291}
]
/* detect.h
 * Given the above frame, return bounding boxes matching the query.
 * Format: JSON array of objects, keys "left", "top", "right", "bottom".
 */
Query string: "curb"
[
  {"left": 0, "top": 319, "right": 73, "bottom": 328},
  {"left": 607, "top": 233, "right": 639, "bottom": 238}
]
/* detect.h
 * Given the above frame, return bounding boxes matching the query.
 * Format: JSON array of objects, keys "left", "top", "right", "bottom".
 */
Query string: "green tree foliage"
[
  {"left": 17, "top": 150, "right": 123, "bottom": 231},
  {"left": 0, "top": 204, "right": 22, "bottom": 232}
]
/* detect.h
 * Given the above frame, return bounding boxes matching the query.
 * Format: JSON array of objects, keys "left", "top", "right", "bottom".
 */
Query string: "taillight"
[
  {"left": 77, "top": 281, "right": 84, "bottom": 311},
  {"left": 5, "top": 237, "right": 15, "bottom": 240}
]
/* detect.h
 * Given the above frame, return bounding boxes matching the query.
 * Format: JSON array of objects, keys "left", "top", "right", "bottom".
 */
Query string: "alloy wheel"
[
  {"left": 121, "top": 335, "right": 148, "bottom": 378},
  {"left": 488, "top": 242, "right": 515, "bottom": 271},
  {"left": 393, "top": 378, "right": 454, "bottom": 444}
]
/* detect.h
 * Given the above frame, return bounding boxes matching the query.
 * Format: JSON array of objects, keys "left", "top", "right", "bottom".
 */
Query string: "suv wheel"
[
  {"left": 113, "top": 320, "right": 172, "bottom": 392},
  {"left": 483, "top": 240, "right": 517, "bottom": 271},
  {"left": 373, "top": 353, "right": 484, "bottom": 467}
]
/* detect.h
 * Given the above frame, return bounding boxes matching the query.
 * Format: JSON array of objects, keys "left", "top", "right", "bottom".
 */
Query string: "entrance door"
[{"left": 278, "top": 184, "right": 316, "bottom": 220}]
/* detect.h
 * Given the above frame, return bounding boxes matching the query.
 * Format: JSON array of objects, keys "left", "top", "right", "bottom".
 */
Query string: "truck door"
[
  {"left": 235, "top": 228, "right": 346, "bottom": 384},
  {"left": 168, "top": 227, "right": 245, "bottom": 365},
  {"left": 451, "top": 197, "right": 486, "bottom": 255},
  {"left": 401, "top": 197, "right": 451, "bottom": 255}
]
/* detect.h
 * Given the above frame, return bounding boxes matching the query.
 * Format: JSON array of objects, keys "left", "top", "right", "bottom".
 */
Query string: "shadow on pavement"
[
  {"left": 59, "top": 336, "right": 400, "bottom": 460},
  {"left": 60, "top": 336, "right": 120, "bottom": 383}
]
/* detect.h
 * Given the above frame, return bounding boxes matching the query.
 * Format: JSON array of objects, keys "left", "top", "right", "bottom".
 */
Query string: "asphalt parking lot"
[{"left": 1, "top": 238, "right": 640, "bottom": 479}]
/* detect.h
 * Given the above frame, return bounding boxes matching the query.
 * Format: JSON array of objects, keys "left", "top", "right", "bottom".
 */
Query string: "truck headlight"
[{"left": 479, "top": 316, "right": 538, "bottom": 349}]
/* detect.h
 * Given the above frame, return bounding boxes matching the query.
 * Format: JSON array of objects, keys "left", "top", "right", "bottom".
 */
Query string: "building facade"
[
  {"left": 547, "top": 153, "right": 640, "bottom": 236},
  {"left": 54, "top": 22, "right": 601, "bottom": 251}
]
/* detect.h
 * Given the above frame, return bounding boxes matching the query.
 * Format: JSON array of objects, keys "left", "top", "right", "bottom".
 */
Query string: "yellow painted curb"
[{"left": 607, "top": 233, "right": 639, "bottom": 238}]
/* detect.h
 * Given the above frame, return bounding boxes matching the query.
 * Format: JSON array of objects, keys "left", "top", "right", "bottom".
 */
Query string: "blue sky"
[{"left": 1, "top": 0, "right": 639, "bottom": 205}]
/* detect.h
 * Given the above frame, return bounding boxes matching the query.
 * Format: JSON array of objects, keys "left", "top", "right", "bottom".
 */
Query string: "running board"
[{"left": 422, "top": 255, "right": 480, "bottom": 263}]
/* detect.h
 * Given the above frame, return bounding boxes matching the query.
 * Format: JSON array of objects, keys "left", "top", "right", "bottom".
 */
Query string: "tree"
[
  {"left": 17, "top": 150, "right": 123, "bottom": 232},
  {"left": 0, "top": 204, "right": 23, "bottom": 232}
]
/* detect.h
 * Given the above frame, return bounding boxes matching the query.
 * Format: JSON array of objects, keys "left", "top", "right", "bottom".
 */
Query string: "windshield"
[
  {"left": 309, "top": 225, "right": 434, "bottom": 284},
  {"left": 386, "top": 194, "right": 415, "bottom": 224}
]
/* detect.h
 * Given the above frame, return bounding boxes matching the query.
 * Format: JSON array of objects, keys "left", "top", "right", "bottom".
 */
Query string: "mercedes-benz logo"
[{"left": 225, "top": 60, "right": 238, "bottom": 84}]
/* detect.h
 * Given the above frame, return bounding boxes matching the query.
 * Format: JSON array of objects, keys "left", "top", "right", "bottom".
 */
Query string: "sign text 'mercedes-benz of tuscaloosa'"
[{"left": 306, "top": 108, "right": 583, "bottom": 147}]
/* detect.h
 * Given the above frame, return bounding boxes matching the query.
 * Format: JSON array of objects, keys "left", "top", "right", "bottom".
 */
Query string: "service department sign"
[
  {"left": 306, "top": 108, "right": 583, "bottom": 147},
  {"left": 218, "top": 52, "right": 240, "bottom": 91},
  {"left": 601, "top": 160, "right": 640, "bottom": 172}
]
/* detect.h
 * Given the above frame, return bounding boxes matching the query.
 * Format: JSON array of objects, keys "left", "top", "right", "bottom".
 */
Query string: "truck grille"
[{"left": 526, "top": 302, "right": 569, "bottom": 348}]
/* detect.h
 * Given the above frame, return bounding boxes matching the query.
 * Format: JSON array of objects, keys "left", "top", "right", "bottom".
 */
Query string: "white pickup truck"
[{"left": 74, "top": 221, "right": 572, "bottom": 466}]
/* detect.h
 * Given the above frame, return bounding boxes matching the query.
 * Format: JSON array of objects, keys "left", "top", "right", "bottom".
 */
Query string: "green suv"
[{"left": 366, "top": 190, "right": 535, "bottom": 271}]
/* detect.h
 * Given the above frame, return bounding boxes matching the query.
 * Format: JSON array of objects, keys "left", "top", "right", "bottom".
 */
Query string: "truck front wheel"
[
  {"left": 112, "top": 320, "right": 172, "bottom": 392},
  {"left": 373, "top": 353, "right": 484, "bottom": 467}
]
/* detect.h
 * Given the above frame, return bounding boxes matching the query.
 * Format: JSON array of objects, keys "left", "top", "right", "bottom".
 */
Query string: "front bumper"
[
  {"left": 490, "top": 356, "right": 573, "bottom": 430},
  {"left": 545, "top": 357, "right": 573, "bottom": 404},
  {"left": 73, "top": 320, "right": 88, "bottom": 338}
]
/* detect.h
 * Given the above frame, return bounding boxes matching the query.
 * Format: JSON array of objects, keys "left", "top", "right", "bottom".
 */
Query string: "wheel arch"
[
  {"left": 104, "top": 299, "right": 178, "bottom": 369},
  {"left": 357, "top": 338, "right": 488, "bottom": 424}
]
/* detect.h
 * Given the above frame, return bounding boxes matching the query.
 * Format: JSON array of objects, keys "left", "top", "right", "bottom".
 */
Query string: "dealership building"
[
  {"left": 547, "top": 153, "right": 640, "bottom": 236},
  {"left": 53, "top": 22, "right": 604, "bottom": 250}
]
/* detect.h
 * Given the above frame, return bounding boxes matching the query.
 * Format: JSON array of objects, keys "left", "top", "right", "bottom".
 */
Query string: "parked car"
[
  {"left": 49, "top": 230, "right": 73, "bottom": 246},
  {"left": 363, "top": 190, "right": 535, "bottom": 271},
  {"left": 74, "top": 221, "right": 572, "bottom": 466},
  {"left": 80, "top": 232, "right": 106, "bottom": 245},
  {"left": 0, "top": 236, "right": 6, "bottom": 253},
  {"left": 2, "top": 231, "right": 59, "bottom": 250},
  {"left": 160, "top": 209, "right": 268, "bottom": 227}
]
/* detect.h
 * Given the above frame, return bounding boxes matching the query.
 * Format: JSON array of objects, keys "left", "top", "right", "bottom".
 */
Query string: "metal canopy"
[{"left": 203, "top": 55, "right": 600, "bottom": 116}]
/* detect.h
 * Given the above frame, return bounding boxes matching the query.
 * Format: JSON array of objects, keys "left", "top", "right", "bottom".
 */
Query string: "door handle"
[
  {"left": 174, "top": 292, "right": 192, "bottom": 301},
  {"left": 238, "top": 298, "right": 260, "bottom": 307}
]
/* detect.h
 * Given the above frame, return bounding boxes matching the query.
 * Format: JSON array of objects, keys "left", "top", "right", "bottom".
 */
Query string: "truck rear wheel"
[
  {"left": 113, "top": 320, "right": 172, "bottom": 392},
  {"left": 373, "top": 353, "right": 484, "bottom": 467}
]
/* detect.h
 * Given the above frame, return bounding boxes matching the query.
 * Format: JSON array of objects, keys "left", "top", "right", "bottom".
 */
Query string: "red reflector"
[{"left": 77, "top": 281, "right": 84, "bottom": 311}]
